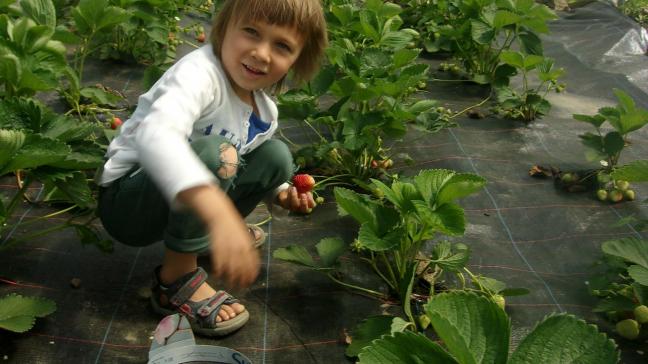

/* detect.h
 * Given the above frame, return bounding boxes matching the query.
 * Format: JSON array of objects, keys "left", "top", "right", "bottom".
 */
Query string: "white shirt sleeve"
[{"left": 134, "top": 59, "right": 220, "bottom": 207}]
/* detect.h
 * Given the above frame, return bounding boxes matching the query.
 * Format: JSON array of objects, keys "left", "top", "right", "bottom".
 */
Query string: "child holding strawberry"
[{"left": 96, "top": 0, "right": 326, "bottom": 337}]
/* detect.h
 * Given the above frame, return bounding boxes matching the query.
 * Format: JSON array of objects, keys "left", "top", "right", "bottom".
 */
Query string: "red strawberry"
[
  {"left": 196, "top": 32, "right": 206, "bottom": 43},
  {"left": 292, "top": 174, "right": 315, "bottom": 194},
  {"left": 110, "top": 117, "right": 123, "bottom": 130}
]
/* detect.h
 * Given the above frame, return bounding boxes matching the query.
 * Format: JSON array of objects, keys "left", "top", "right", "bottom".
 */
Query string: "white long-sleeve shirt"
[{"left": 99, "top": 45, "right": 282, "bottom": 205}]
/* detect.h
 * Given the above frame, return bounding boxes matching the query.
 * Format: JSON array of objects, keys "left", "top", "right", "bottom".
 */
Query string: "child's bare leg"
[{"left": 159, "top": 249, "right": 245, "bottom": 323}]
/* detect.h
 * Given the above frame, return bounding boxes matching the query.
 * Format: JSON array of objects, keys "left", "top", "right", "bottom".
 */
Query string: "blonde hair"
[{"left": 210, "top": 0, "right": 328, "bottom": 90}]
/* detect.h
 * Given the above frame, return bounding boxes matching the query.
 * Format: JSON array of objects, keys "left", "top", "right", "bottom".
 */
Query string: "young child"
[{"left": 96, "top": 0, "right": 327, "bottom": 337}]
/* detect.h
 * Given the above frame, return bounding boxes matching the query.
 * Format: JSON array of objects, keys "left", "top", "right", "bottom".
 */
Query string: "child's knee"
[
  {"left": 266, "top": 140, "right": 293, "bottom": 178},
  {"left": 218, "top": 143, "right": 238, "bottom": 179}
]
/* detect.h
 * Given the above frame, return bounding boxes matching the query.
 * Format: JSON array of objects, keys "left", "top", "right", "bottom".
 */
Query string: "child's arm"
[{"left": 177, "top": 184, "right": 260, "bottom": 287}]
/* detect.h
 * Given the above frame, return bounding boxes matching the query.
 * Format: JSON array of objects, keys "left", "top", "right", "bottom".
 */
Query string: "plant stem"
[
  {"left": 12, "top": 205, "right": 77, "bottom": 229},
  {"left": 362, "top": 255, "right": 397, "bottom": 291},
  {"left": 326, "top": 273, "right": 387, "bottom": 299},
  {"left": 6, "top": 174, "right": 32, "bottom": 214},
  {"left": 1, "top": 223, "right": 70, "bottom": 250}
]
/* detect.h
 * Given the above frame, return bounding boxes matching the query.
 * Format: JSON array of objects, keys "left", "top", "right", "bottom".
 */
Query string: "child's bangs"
[{"left": 230, "top": 0, "right": 309, "bottom": 30}]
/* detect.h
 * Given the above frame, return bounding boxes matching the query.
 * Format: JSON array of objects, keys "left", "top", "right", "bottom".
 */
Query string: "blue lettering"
[
  {"left": 232, "top": 352, "right": 249, "bottom": 364},
  {"left": 204, "top": 125, "right": 213, "bottom": 135}
]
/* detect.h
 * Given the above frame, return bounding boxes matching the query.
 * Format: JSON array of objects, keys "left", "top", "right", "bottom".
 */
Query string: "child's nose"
[{"left": 252, "top": 42, "right": 271, "bottom": 63}]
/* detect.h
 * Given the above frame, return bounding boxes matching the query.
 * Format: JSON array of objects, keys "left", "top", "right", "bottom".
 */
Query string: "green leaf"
[
  {"left": 310, "top": 65, "right": 336, "bottom": 96},
  {"left": 380, "top": 30, "right": 413, "bottom": 49},
  {"left": 357, "top": 224, "right": 400, "bottom": 252},
  {"left": 593, "top": 295, "right": 637, "bottom": 313},
  {"left": 405, "top": 100, "right": 437, "bottom": 114},
  {"left": 0, "top": 50, "right": 22, "bottom": 87},
  {"left": 618, "top": 109, "right": 648, "bottom": 135},
  {"left": 425, "top": 292, "right": 510, "bottom": 364},
  {"left": 493, "top": 10, "right": 522, "bottom": 29},
  {"left": 346, "top": 315, "right": 409, "bottom": 357},
  {"left": 80, "top": 86, "right": 122, "bottom": 107},
  {"left": 602, "top": 132, "right": 624, "bottom": 156},
  {"left": 523, "top": 55, "right": 544, "bottom": 71},
  {"left": 601, "top": 238, "right": 648, "bottom": 268},
  {"left": 0, "top": 129, "right": 26, "bottom": 168},
  {"left": 612, "top": 161, "right": 648, "bottom": 182},
  {"left": 20, "top": 0, "right": 56, "bottom": 28},
  {"left": 518, "top": 31, "right": 543, "bottom": 55},
  {"left": 331, "top": 4, "right": 354, "bottom": 25},
  {"left": 573, "top": 114, "right": 606, "bottom": 128},
  {"left": 273, "top": 245, "right": 318, "bottom": 268},
  {"left": 0, "top": 133, "right": 70, "bottom": 175},
  {"left": 628, "top": 265, "right": 648, "bottom": 286},
  {"left": 613, "top": 88, "right": 635, "bottom": 113},
  {"left": 315, "top": 237, "right": 346, "bottom": 268},
  {"left": 0, "top": 293, "right": 56, "bottom": 333},
  {"left": 358, "top": 330, "right": 456, "bottom": 363},
  {"left": 38, "top": 170, "right": 94, "bottom": 208},
  {"left": 334, "top": 187, "right": 377, "bottom": 228},
  {"left": 437, "top": 173, "right": 486, "bottom": 206},
  {"left": 473, "top": 276, "right": 507, "bottom": 294},
  {"left": 470, "top": 19, "right": 494, "bottom": 44},
  {"left": 509, "top": 314, "right": 619, "bottom": 364},
  {"left": 430, "top": 241, "right": 471, "bottom": 272},
  {"left": 392, "top": 48, "right": 419, "bottom": 68},
  {"left": 414, "top": 169, "right": 454, "bottom": 205},
  {"left": 500, "top": 51, "right": 524, "bottom": 68}
]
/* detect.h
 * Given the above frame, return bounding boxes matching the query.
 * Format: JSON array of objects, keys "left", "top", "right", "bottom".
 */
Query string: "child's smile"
[{"left": 221, "top": 20, "right": 304, "bottom": 104}]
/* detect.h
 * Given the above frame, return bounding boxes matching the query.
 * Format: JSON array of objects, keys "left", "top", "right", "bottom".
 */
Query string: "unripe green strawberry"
[
  {"left": 608, "top": 189, "right": 624, "bottom": 203},
  {"left": 561, "top": 172, "right": 575, "bottom": 183},
  {"left": 597, "top": 172, "right": 611, "bottom": 184},
  {"left": 596, "top": 189, "right": 608, "bottom": 201},
  {"left": 615, "top": 180, "right": 630, "bottom": 191},
  {"left": 292, "top": 174, "right": 315, "bottom": 194},
  {"left": 624, "top": 189, "right": 636, "bottom": 201},
  {"left": 315, "top": 196, "right": 324, "bottom": 204},
  {"left": 616, "top": 319, "right": 640, "bottom": 340},
  {"left": 634, "top": 305, "right": 648, "bottom": 324},
  {"left": 492, "top": 294, "right": 505, "bottom": 310}
]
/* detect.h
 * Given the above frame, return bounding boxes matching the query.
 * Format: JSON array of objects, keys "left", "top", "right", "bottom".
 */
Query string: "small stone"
[
  {"left": 637, "top": 350, "right": 644, "bottom": 355},
  {"left": 3, "top": 355, "right": 8, "bottom": 360},
  {"left": 49, "top": 341, "right": 54, "bottom": 345},
  {"left": 137, "top": 287, "right": 151, "bottom": 299},
  {"left": 70, "top": 278, "right": 81, "bottom": 289},
  {"left": 467, "top": 109, "right": 485, "bottom": 119}
]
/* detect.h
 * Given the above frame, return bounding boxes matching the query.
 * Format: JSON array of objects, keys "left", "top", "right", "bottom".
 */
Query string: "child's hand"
[
  {"left": 277, "top": 186, "right": 316, "bottom": 213},
  {"left": 209, "top": 216, "right": 260, "bottom": 288},
  {"left": 177, "top": 184, "right": 260, "bottom": 287}
]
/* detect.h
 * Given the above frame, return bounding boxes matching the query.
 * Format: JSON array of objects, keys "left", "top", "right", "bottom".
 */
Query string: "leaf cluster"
[
  {"left": 355, "top": 291, "right": 619, "bottom": 363},
  {"left": 573, "top": 89, "right": 648, "bottom": 168}
]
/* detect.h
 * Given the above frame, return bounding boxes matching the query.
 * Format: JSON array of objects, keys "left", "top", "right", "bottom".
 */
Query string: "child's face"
[{"left": 221, "top": 19, "right": 304, "bottom": 102}]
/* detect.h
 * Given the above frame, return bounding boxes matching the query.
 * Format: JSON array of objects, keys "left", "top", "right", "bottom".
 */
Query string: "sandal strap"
[
  {"left": 196, "top": 290, "right": 238, "bottom": 318},
  {"left": 152, "top": 266, "right": 208, "bottom": 308},
  {"left": 169, "top": 267, "right": 208, "bottom": 307}
]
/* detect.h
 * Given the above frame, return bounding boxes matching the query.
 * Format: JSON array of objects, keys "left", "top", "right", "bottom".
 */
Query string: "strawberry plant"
[
  {"left": 0, "top": 293, "right": 56, "bottom": 333},
  {"left": 273, "top": 169, "right": 527, "bottom": 325},
  {"left": 492, "top": 52, "right": 565, "bottom": 121},
  {"left": 279, "top": 0, "right": 448, "bottom": 185},
  {"left": 589, "top": 238, "right": 648, "bottom": 340},
  {"left": 573, "top": 89, "right": 648, "bottom": 202},
  {"left": 0, "top": 97, "right": 111, "bottom": 252},
  {"left": 402, "top": 0, "right": 557, "bottom": 87},
  {"left": 0, "top": 0, "right": 67, "bottom": 98},
  {"left": 353, "top": 291, "right": 619, "bottom": 363}
]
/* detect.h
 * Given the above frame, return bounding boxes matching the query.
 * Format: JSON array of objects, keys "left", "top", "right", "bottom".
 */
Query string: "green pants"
[{"left": 98, "top": 136, "right": 293, "bottom": 253}]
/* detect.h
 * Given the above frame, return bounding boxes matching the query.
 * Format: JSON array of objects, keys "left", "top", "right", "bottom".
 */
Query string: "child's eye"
[
  {"left": 243, "top": 27, "right": 258, "bottom": 36},
  {"left": 276, "top": 42, "right": 292, "bottom": 53}
]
